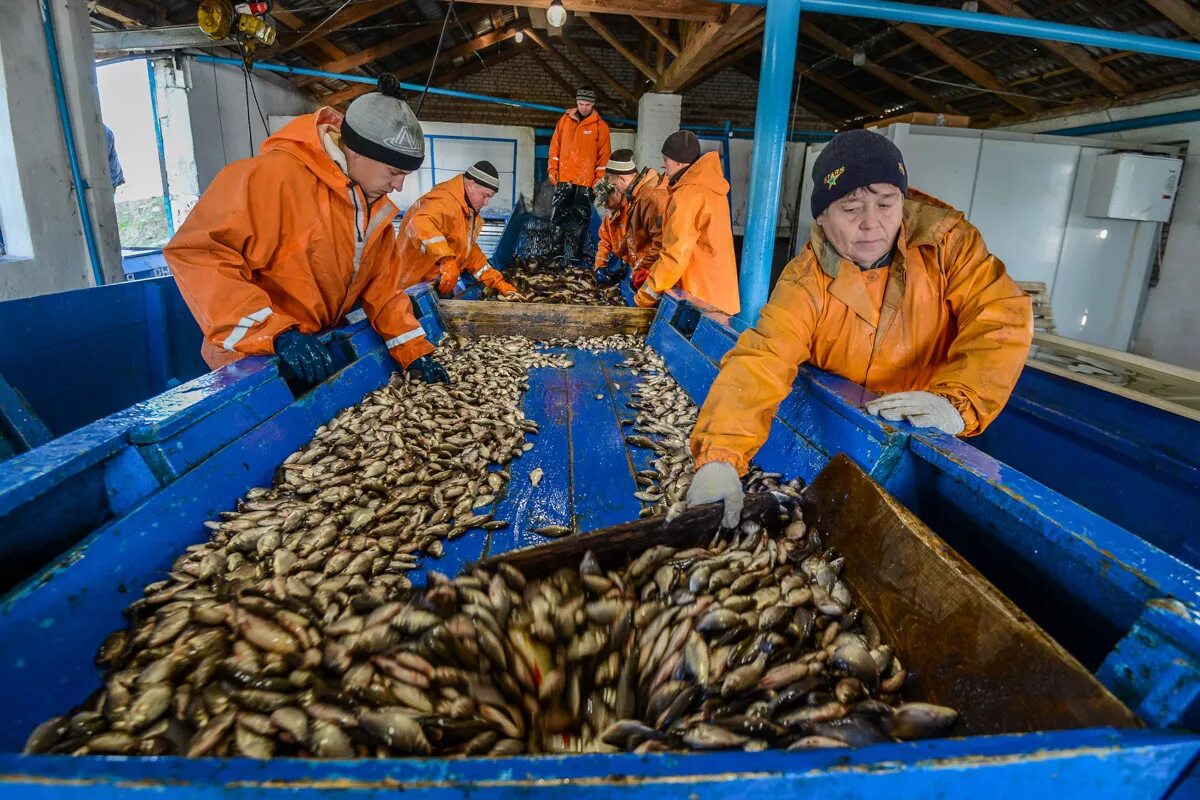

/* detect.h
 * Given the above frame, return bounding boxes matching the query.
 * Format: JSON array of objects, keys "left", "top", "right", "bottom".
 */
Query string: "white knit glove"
[
  {"left": 685, "top": 461, "right": 744, "bottom": 528},
  {"left": 865, "top": 391, "right": 965, "bottom": 435}
]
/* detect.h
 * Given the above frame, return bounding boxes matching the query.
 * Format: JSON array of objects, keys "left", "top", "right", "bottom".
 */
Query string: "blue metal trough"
[{"left": 1, "top": 268, "right": 1200, "bottom": 794}]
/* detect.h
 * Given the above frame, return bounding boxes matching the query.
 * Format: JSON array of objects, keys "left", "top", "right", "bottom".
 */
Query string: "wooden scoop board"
[{"left": 482, "top": 454, "right": 1139, "bottom": 736}]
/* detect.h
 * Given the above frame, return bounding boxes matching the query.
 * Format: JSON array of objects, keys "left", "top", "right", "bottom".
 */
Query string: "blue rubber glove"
[
  {"left": 408, "top": 355, "right": 450, "bottom": 384},
  {"left": 595, "top": 257, "right": 629, "bottom": 287},
  {"left": 274, "top": 329, "right": 333, "bottom": 384}
]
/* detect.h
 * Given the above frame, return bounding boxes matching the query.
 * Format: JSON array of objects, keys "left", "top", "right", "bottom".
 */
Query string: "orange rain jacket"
[
  {"left": 624, "top": 169, "right": 671, "bottom": 273},
  {"left": 396, "top": 173, "right": 510, "bottom": 293},
  {"left": 635, "top": 152, "right": 740, "bottom": 315},
  {"left": 593, "top": 200, "right": 631, "bottom": 270},
  {"left": 166, "top": 108, "right": 433, "bottom": 371},
  {"left": 548, "top": 109, "right": 611, "bottom": 188},
  {"left": 690, "top": 188, "right": 1033, "bottom": 474}
]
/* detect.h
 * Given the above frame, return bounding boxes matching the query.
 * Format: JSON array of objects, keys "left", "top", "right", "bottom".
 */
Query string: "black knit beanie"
[
  {"left": 661, "top": 130, "right": 701, "bottom": 164},
  {"left": 810, "top": 129, "right": 908, "bottom": 219}
]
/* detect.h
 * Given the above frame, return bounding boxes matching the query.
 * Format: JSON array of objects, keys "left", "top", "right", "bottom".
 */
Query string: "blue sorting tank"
[{"left": 1, "top": 278, "right": 1199, "bottom": 796}]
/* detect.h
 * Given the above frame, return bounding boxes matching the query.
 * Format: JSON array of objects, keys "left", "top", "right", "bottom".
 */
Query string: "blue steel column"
[{"left": 739, "top": 0, "right": 801, "bottom": 325}]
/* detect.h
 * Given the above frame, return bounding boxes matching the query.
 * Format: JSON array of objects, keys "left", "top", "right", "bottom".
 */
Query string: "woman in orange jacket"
[
  {"left": 166, "top": 80, "right": 448, "bottom": 385},
  {"left": 634, "top": 131, "right": 740, "bottom": 315},
  {"left": 548, "top": 87, "right": 611, "bottom": 264},
  {"left": 686, "top": 129, "right": 1033, "bottom": 526},
  {"left": 395, "top": 161, "right": 516, "bottom": 297}
]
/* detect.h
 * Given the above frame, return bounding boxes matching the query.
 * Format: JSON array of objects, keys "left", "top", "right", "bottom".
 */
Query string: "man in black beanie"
[
  {"left": 686, "top": 128, "right": 1033, "bottom": 527},
  {"left": 548, "top": 87, "right": 612, "bottom": 264},
  {"left": 634, "top": 130, "right": 739, "bottom": 314}
]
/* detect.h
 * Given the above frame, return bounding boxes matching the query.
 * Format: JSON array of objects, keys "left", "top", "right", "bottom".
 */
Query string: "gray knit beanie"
[{"left": 342, "top": 75, "right": 425, "bottom": 171}]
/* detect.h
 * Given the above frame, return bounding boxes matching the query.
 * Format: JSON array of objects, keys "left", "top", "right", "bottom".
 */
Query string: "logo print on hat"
[
  {"left": 384, "top": 127, "right": 417, "bottom": 151},
  {"left": 898, "top": 162, "right": 906, "bottom": 176},
  {"left": 823, "top": 166, "right": 845, "bottom": 189}
]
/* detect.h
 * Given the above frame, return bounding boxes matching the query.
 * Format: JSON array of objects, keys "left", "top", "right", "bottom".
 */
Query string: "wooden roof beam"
[
  {"left": 323, "top": 26, "right": 523, "bottom": 107},
  {"left": 1146, "top": 0, "right": 1200, "bottom": 40},
  {"left": 559, "top": 36, "right": 640, "bottom": 108},
  {"left": 976, "top": 0, "right": 1130, "bottom": 97},
  {"left": 634, "top": 15, "right": 680, "bottom": 57},
  {"left": 800, "top": 20, "right": 960, "bottom": 115},
  {"left": 896, "top": 23, "right": 1040, "bottom": 114},
  {"left": 270, "top": 0, "right": 405, "bottom": 56},
  {"left": 655, "top": 5, "right": 762, "bottom": 92},
  {"left": 455, "top": 0, "right": 721, "bottom": 22},
  {"left": 525, "top": 29, "right": 634, "bottom": 114},
  {"left": 580, "top": 14, "right": 659, "bottom": 82}
]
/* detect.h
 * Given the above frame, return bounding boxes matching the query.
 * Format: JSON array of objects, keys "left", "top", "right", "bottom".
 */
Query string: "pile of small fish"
[
  {"left": 486, "top": 257, "right": 625, "bottom": 306},
  {"left": 618, "top": 347, "right": 804, "bottom": 517},
  {"left": 23, "top": 336, "right": 567, "bottom": 757}
]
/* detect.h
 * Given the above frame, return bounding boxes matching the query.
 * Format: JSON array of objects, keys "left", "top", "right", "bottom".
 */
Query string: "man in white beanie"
[{"left": 167, "top": 75, "right": 449, "bottom": 385}]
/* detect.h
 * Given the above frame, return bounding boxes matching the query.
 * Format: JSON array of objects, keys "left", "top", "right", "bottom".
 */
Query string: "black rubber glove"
[
  {"left": 274, "top": 329, "right": 334, "bottom": 384},
  {"left": 595, "top": 256, "right": 629, "bottom": 287},
  {"left": 408, "top": 354, "right": 450, "bottom": 384}
]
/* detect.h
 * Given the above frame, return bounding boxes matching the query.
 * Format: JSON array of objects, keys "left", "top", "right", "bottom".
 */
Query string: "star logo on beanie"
[
  {"left": 823, "top": 166, "right": 845, "bottom": 189},
  {"left": 384, "top": 127, "right": 418, "bottom": 150},
  {"left": 898, "top": 162, "right": 906, "bottom": 176}
]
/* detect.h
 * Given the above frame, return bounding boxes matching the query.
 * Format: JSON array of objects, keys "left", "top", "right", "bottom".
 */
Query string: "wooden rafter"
[
  {"left": 993, "top": 75, "right": 1200, "bottom": 128},
  {"left": 430, "top": 38, "right": 535, "bottom": 91},
  {"left": 91, "top": 3, "right": 144, "bottom": 28},
  {"left": 455, "top": 0, "right": 720, "bottom": 22},
  {"left": 524, "top": 29, "right": 633, "bottom": 113},
  {"left": 269, "top": 0, "right": 404, "bottom": 56},
  {"left": 655, "top": 5, "right": 762, "bottom": 92},
  {"left": 728, "top": 63, "right": 843, "bottom": 128},
  {"left": 580, "top": 15, "right": 659, "bottom": 82},
  {"left": 800, "top": 21, "right": 959, "bottom": 115},
  {"left": 270, "top": 2, "right": 355, "bottom": 94},
  {"left": 633, "top": 15, "right": 680, "bottom": 57},
  {"left": 323, "top": 26, "right": 524, "bottom": 107},
  {"left": 896, "top": 24, "right": 1039, "bottom": 114},
  {"left": 976, "top": 0, "right": 1130, "bottom": 97},
  {"left": 1146, "top": 0, "right": 1200, "bottom": 40},
  {"left": 559, "top": 36, "right": 640, "bottom": 108},
  {"left": 799, "top": 66, "right": 886, "bottom": 117},
  {"left": 676, "top": 19, "right": 763, "bottom": 92},
  {"left": 308, "top": 6, "right": 493, "bottom": 82},
  {"left": 529, "top": 50, "right": 581, "bottom": 100}
]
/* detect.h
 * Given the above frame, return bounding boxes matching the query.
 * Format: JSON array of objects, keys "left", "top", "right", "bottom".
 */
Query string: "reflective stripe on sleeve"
[
  {"left": 385, "top": 327, "right": 426, "bottom": 349},
  {"left": 222, "top": 307, "right": 273, "bottom": 351}
]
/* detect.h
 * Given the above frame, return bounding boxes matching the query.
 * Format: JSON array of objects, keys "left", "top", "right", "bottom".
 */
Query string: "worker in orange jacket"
[
  {"left": 591, "top": 149, "right": 636, "bottom": 285},
  {"left": 687, "top": 129, "right": 1033, "bottom": 526},
  {"left": 166, "top": 80, "right": 448, "bottom": 385},
  {"left": 548, "top": 87, "right": 611, "bottom": 264},
  {"left": 396, "top": 161, "right": 516, "bottom": 297},
  {"left": 624, "top": 166, "right": 671, "bottom": 289},
  {"left": 634, "top": 131, "right": 740, "bottom": 315}
]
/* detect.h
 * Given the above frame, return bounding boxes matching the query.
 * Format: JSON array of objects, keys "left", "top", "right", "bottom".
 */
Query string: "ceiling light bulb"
[
  {"left": 852, "top": 50, "right": 866, "bottom": 67},
  {"left": 961, "top": 1, "right": 979, "bottom": 10},
  {"left": 547, "top": 0, "right": 567, "bottom": 28},
  {"left": 515, "top": 30, "right": 525, "bottom": 43}
]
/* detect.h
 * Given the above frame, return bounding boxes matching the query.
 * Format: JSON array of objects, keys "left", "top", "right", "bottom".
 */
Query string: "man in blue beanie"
[{"left": 687, "top": 128, "right": 1032, "bottom": 527}]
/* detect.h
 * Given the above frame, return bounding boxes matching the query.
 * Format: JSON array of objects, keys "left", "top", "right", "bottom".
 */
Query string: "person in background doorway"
[
  {"left": 166, "top": 77, "right": 449, "bottom": 386},
  {"left": 686, "top": 129, "right": 1033, "bottom": 527},
  {"left": 396, "top": 160, "right": 517, "bottom": 297},
  {"left": 548, "top": 86, "right": 611, "bottom": 265},
  {"left": 634, "top": 130, "right": 740, "bottom": 315},
  {"left": 104, "top": 124, "right": 125, "bottom": 189}
]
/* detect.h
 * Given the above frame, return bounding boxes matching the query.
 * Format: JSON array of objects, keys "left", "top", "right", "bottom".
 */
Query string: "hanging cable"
[
  {"left": 288, "top": 0, "right": 354, "bottom": 51},
  {"left": 238, "top": 40, "right": 270, "bottom": 155},
  {"left": 416, "top": 0, "right": 456, "bottom": 116}
]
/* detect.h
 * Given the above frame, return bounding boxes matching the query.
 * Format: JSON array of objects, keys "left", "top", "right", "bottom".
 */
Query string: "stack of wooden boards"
[{"left": 1018, "top": 281, "right": 1056, "bottom": 335}]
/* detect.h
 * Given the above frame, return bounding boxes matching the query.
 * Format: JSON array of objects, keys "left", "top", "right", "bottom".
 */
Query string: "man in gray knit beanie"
[{"left": 166, "top": 75, "right": 451, "bottom": 388}]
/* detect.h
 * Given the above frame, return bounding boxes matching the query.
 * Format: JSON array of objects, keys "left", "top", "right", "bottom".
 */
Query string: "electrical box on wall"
[{"left": 1085, "top": 152, "right": 1182, "bottom": 222}]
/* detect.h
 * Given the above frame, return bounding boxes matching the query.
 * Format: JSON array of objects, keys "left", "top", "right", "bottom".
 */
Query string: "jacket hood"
[
  {"left": 262, "top": 107, "right": 354, "bottom": 195},
  {"left": 429, "top": 173, "right": 470, "bottom": 213},
  {"left": 672, "top": 151, "right": 728, "bottom": 196}
]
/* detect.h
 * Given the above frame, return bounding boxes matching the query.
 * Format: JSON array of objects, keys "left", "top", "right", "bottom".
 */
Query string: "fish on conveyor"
[{"left": 485, "top": 257, "right": 625, "bottom": 306}]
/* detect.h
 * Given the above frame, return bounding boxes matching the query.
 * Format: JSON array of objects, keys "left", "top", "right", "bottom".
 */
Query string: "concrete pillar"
[
  {"left": 635, "top": 93, "right": 681, "bottom": 171},
  {"left": 151, "top": 58, "right": 201, "bottom": 229},
  {"left": 49, "top": 0, "right": 124, "bottom": 285},
  {"left": 0, "top": 0, "right": 121, "bottom": 298}
]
